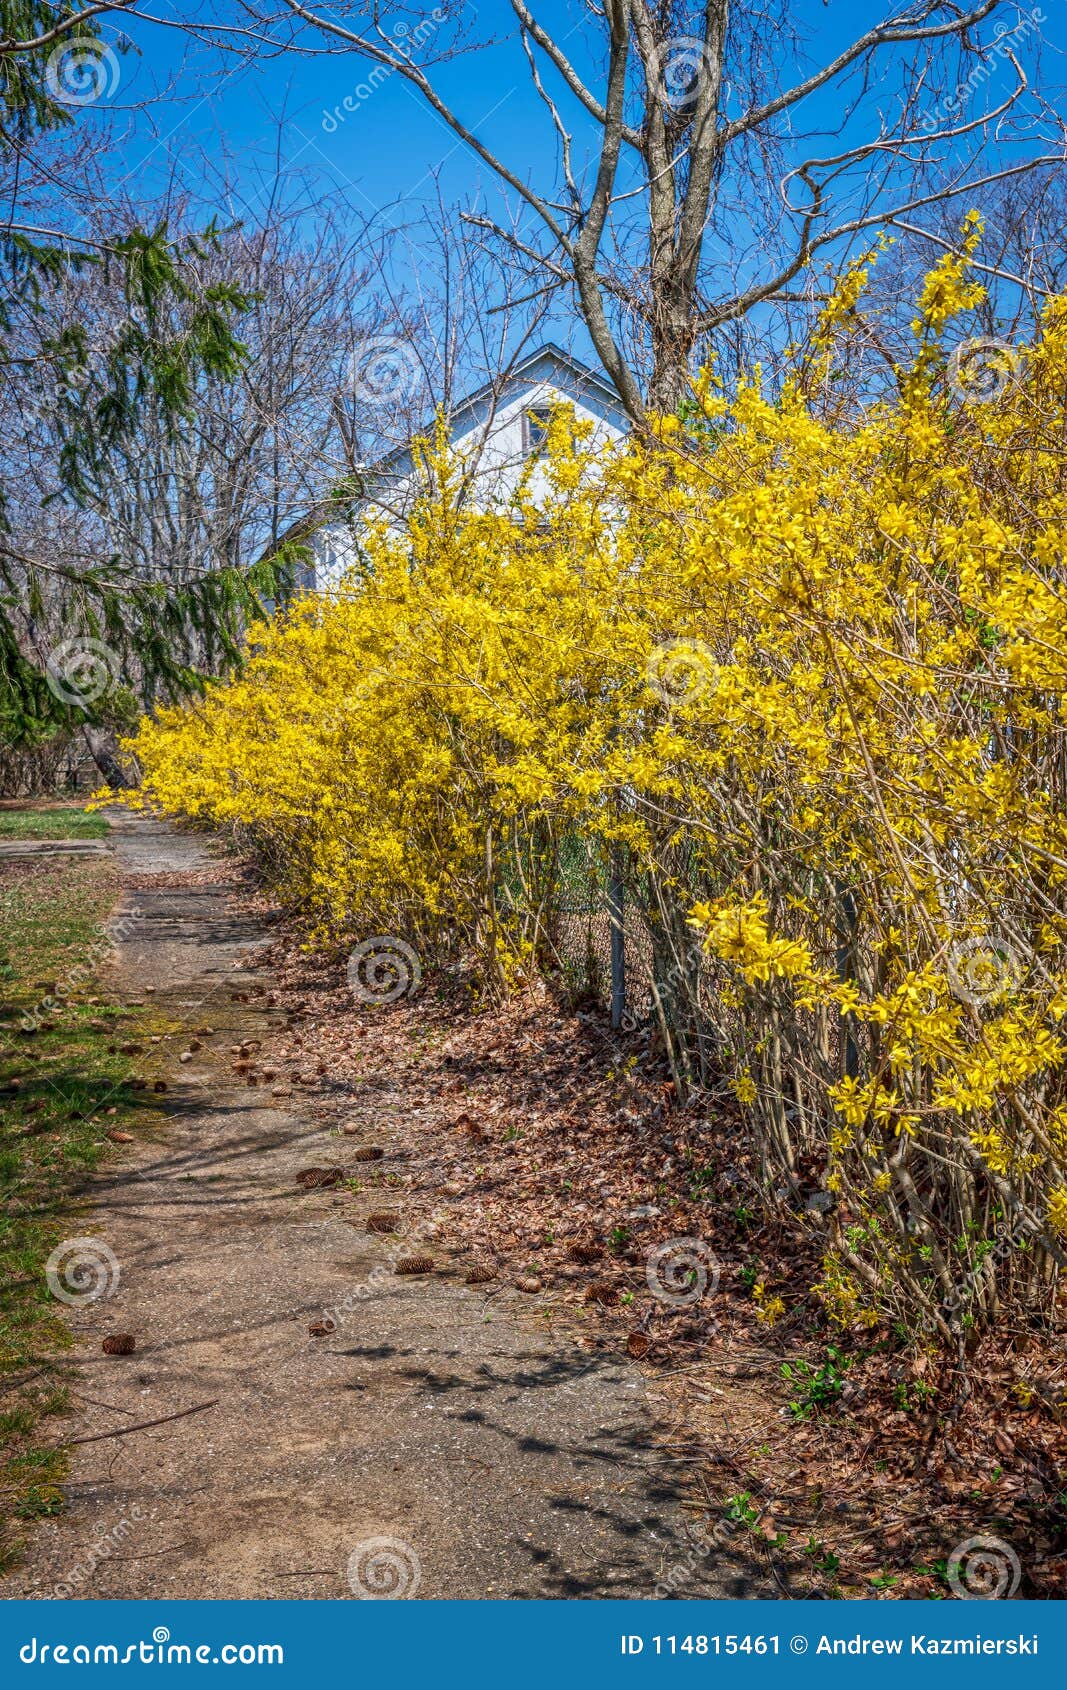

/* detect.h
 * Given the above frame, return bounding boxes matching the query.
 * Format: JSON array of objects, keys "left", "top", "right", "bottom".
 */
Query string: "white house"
[{"left": 310, "top": 342, "right": 628, "bottom": 590}]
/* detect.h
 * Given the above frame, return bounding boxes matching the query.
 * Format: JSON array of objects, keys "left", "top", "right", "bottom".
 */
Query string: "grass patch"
[
  {"left": 0, "top": 852, "right": 150, "bottom": 1573},
  {"left": 0, "top": 807, "right": 108, "bottom": 842}
]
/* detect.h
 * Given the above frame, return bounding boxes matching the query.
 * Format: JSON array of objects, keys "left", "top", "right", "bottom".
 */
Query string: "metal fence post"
[
  {"left": 836, "top": 883, "right": 860, "bottom": 1078},
  {"left": 608, "top": 846, "right": 626, "bottom": 1029}
]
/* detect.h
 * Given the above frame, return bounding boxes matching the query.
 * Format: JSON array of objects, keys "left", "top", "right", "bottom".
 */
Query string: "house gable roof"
[
  {"left": 369, "top": 341, "right": 625, "bottom": 479},
  {"left": 447, "top": 340, "right": 622, "bottom": 427},
  {"left": 305, "top": 344, "right": 626, "bottom": 575}
]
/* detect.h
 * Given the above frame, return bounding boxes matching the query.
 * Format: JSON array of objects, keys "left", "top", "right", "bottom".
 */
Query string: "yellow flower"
[{"left": 115, "top": 235, "right": 1067, "bottom": 1343}]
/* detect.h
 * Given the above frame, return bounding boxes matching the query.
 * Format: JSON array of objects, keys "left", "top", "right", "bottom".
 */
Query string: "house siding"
[{"left": 312, "top": 347, "right": 627, "bottom": 590}]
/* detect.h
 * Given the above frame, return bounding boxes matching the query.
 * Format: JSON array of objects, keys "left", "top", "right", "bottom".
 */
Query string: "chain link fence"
[{"left": 544, "top": 836, "right": 656, "bottom": 1031}]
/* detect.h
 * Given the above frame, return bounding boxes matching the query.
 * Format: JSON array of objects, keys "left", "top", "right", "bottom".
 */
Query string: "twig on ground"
[{"left": 56, "top": 1398, "right": 220, "bottom": 1447}]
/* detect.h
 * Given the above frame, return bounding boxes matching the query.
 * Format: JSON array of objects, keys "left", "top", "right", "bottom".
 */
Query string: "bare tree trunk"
[
  {"left": 81, "top": 724, "right": 128, "bottom": 789},
  {"left": 259, "top": 0, "right": 1055, "bottom": 412}
]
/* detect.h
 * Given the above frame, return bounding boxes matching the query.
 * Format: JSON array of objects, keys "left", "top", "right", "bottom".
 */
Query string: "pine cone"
[
  {"left": 102, "top": 1334, "right": 136, "bottom": 1355},
  {"left": 395, "top": 1255, "right": 434, "bottom": 1275},
  {"left": 366, "top": 1213, "right": 401, "bottom": 1234},
  {"left": 584, "top": 1281, "right": 618, "bottom": 1306},
  {"left": 351, "top": 1145, "right": 385, "bottom": 1162},
  {"left": 568, "top": 1241, "right": 603, "bottom": 1264},
  {"left": 295, "top": 1166, "right": 344, "bottom": 1189}
]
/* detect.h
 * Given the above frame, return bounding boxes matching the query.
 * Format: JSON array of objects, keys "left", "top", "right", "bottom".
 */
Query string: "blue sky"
[
  {"left": 93, "top": 5, "right": 1062, "bottom": 220},
  {"left": 67, "top": 2, "right": 1066, "bottom": 380},
  {"left": 93, "top": 5, "right": 578, "bottom": 241}
]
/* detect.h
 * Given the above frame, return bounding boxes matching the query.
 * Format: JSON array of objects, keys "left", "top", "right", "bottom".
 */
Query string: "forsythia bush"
[{"left": 128, "top": 229, "right": 1067, "bottom": 1341}]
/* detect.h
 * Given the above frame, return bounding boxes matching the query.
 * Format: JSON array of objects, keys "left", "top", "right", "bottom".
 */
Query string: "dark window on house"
[{"left": 523, "top": 405, "right": 553, "bottom": 455}]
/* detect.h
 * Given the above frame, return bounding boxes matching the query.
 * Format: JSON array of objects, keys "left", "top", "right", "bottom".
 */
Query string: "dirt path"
[{"left": 7, "top": 814, "right": 737, "bottom": 1601}]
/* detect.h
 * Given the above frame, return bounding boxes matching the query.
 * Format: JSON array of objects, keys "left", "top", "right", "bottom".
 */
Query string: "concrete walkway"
[
  {"left": 6, "top": 815, "right": 737, "bottom": 1600},
  {"left": 0, "top": 840, "right": 113, "bottom": 857}
]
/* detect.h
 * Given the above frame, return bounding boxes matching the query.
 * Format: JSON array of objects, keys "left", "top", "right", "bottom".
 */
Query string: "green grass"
[
  {"left": 0, "top": 807, "right": 108, "bottom": 841},
  {"left": 0, "top": 853, "right": 150, "bottom": 1571}
]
